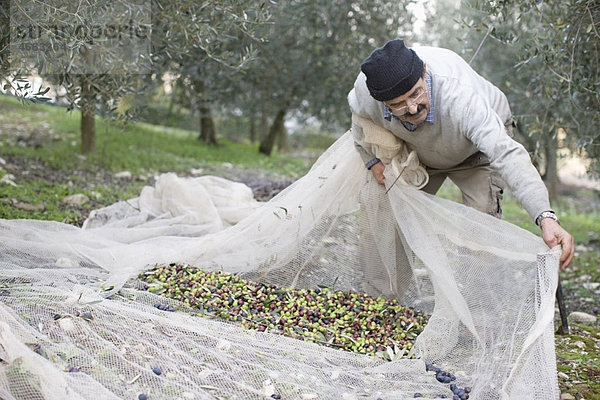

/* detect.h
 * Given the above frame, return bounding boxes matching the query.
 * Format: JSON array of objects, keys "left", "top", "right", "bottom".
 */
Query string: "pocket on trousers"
[{"left": 489, "top": 175, "right": 505, "bottom": 218}]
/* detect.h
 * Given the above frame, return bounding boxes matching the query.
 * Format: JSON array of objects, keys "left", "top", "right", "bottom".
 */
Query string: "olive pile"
[{"left": 139, "top": 263, "right": 429, "bottom": 356}]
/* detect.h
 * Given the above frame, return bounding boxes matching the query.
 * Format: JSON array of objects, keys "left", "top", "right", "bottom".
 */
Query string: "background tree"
[
  {"left": 2, "top": 0, "right": 269, "bottom": 154},
  {"left": 0, "top": 0, "right": 53, "bottom": 103},
  {"left": 482, "top": 0, "right": 597, "bottom": 192},
  {"left": 150, "top": 1, "right": 268, "bottom": 146},
  {"left": 242, "top": 0, "right": 418, "bottom": 156},
  {"left": 424, "top": 0, "right": 600, "bottom": 198},
  {"left": 7, "top": 0, "right": 153, "bottom": 154}
]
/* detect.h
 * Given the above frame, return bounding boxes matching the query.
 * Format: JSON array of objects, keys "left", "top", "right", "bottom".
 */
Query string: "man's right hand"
[
  {"left": 371, "top": 161, "right": 386, "bottom": 185},
  {"left": 540, "top": 218, "right": 575, "bottom": 270}
]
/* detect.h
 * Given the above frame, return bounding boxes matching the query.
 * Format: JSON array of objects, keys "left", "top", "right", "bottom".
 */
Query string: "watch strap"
[
  {"left": 535, "top": 210, "right": 558, "bottom": 226},
  {"left": 365, "top": 158, "right": 381, "bottom": 170}
]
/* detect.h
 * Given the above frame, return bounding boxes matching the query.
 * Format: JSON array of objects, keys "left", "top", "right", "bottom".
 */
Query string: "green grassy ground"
[
  {"left": 1, "top": 94, "right": 598, "bottom": 398},
  {"left": 0, "top": 94, "right": 312, "bottom": 223}
]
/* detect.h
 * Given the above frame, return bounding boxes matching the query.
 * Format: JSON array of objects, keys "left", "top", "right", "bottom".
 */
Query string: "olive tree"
[
  {"left": 454, "top": 1, "right": 599, "bottom": 185},
  {"left": 150, "top": 1, "right": 269, "bottom": 146},
  {"left": 2, "top": 0, "right": 269, "bottom": 154},
  {"left": 0, "top": 0, "right": 51, "bottom": 103},
  {"left": 421, "top": 0, "right": 599, "bottom": 198},
  {"left": 236, "top": 0, "right": 418, "bottom": 156},
  {"left": 4, "top": 0, "right": 153, "bottom": 153}
]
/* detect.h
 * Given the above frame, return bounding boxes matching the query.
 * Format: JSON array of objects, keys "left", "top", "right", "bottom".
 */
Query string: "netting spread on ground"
[{"left": 0, "top": 131, "right": 560, "bottom": 399}]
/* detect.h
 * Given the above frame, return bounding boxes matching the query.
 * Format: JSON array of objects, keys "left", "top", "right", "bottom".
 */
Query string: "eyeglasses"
[{"left": 386, "top": 89, "right": 427, "bottom": 116}]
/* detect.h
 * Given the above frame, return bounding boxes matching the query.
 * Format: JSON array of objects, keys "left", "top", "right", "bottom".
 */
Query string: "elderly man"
[{"left": 348, "top": 39, "right": 574, "bottom": 270}]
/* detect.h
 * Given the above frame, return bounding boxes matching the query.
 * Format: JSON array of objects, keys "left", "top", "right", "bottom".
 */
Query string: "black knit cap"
[{"left": 360, "top": 39, "right": 424, "bottom": 102}]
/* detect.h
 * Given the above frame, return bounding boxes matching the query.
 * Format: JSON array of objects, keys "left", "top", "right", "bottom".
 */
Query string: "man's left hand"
[{"left": 540, "top": 218, "right": 575, "bottom": 270}]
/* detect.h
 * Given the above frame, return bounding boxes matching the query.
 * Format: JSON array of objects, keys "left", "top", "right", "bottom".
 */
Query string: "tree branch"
[
  {"left": 587, "top": 4, "right": 600, "bottom": 38},
  {"left": 469, "top": 24, "right": 493, "bottom": 65}
]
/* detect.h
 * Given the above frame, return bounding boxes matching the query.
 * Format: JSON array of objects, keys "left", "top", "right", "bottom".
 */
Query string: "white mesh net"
[{"left": 0, "top": 130, "right": 560, "bottom": 400}]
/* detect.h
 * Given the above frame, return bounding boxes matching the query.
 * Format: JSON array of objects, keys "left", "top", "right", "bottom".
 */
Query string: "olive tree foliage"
[
  {"left": 0, "top": 0, "right": 269, "bottom": 154},
  {"left": 233, "top": 0, "right": 418, "bottom": 156},
  {"left": 0, "top": 0, "right": 52, "bottom": 103},
  {"left": 150, "top": 1, "right": 270, "bottom": 146},
  {"left": 426, "top": 0, "right": 600, "bottom": 187},
  {"left": 1, "top": 0, "right": 153, "bottom": 153},
  {"left": 420, "top": 0, "right": 547, "bottom": 161}
]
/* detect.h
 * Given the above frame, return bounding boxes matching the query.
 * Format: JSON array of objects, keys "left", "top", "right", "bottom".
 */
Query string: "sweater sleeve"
[
  {"left": 459, "top": 91, "right": 551, "bottom": 220},
  {"left": 351, "top": 116, "right": 377, "bottom": 164},
  {"left": 348, "top": 83, "right": 379, "bottom": 165}
]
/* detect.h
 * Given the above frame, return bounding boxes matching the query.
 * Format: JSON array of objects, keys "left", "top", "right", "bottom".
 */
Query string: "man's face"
[{"left": 384, "top": 67, "right": 430, "bottom": 125}]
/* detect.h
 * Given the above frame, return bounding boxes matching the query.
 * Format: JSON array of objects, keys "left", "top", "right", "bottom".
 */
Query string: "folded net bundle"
[{"left": 0, "top": 124, "right": 560, "bottom": 399}]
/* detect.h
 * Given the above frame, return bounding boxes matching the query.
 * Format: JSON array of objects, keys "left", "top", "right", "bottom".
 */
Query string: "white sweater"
[{"left": 348, "top": 46, "right": 550, "bottom": 220}]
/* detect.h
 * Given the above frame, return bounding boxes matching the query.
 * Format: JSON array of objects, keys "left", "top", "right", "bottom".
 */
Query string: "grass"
[
  {"left": 1, "top": 93, "right": 598, "bottom": 398},
  {"left": 0, "top": 95, "right": 311, "bottom": 176},
  {"left": 0, "top": 94, "right": 312, "bottom": 222},
  {"left": 437, "top": 182, "right": 600, "bottom": 244},
  {"left": 556, "top": 323, "right": 600, "bottom": 399}
]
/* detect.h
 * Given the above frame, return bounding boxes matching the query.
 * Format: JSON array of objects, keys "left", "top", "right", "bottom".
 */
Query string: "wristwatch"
[
  {"left": 535, "top": 210, "right": 559, "bottom": 226},
  {"left": 365, "top": 158, "right": 381, "bottom": 170}
]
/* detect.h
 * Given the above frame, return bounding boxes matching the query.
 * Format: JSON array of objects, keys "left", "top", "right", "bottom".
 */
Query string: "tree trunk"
[
  {"left": 249, "top": 110, "right": 256, "bottom": 143},
  {"left": 259, "top": 108, "right": 286, "bottom": 156},
  {"left": 199, "top": 104, "right": 217, "bottom": 145},
  {"left": 260, "top": 92, "right": 268, "bottom": 140},
  {"left": 276, "top": 116, "right": 288, "bottom": 152},
  {"left": 167, "top": 91, "right": 176, "bottom": 118},
  {"left": 544, "top": 131, "right": 559, "bottom": 202},
  {"left": 80, "top": 77, "right": 96, "bottom": 154},
  {"left": 195, "top": 80, "right": 218, "bottom": 145}
]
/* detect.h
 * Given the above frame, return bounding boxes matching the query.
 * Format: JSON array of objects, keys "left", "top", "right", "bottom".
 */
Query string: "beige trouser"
[{"left": 422, "top": 152, "right": 505, "bottom": 218}]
